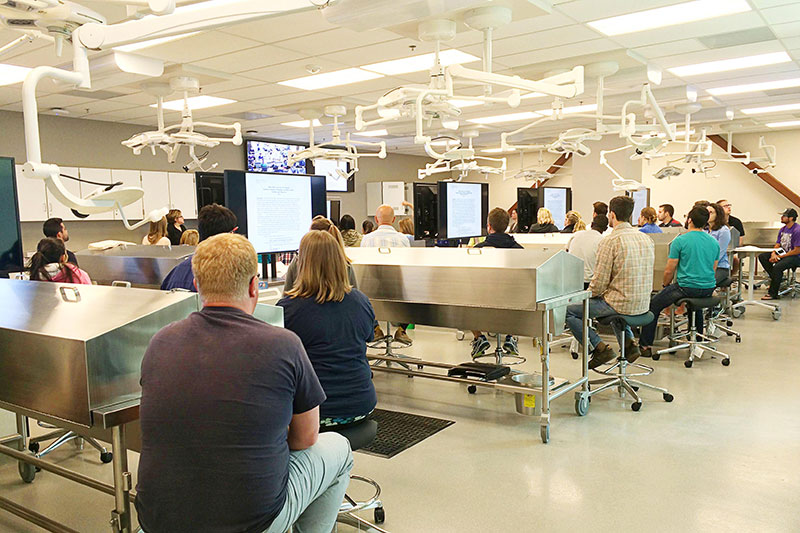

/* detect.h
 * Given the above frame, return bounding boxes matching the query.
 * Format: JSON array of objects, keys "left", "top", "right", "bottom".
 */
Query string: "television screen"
[
  {"left": 516, "top": 188, "right": 539, "bottom": 233},
  {"left": 542, "top": 187, "right": 571, "bottom": 230},
  {"left": 413, "top": 183, "right": 438, "bottom": 240},
  {"left": 0, "top": 157, "right": 23, "bottom": 278},
  {"left": 437, "top": 181, "right": 489, "bottom": 240},
  {"left": 246, "top": 140, "right": 306, "bottom": 174},
  {"left": 311, "top": 159, "right": 354, "bottom": 192},
  {"left": 195, "top": 171, "right": 225, "bottom": 210},
  {"left": 224, "top": 171, "right": 326, "bottom": 254}
]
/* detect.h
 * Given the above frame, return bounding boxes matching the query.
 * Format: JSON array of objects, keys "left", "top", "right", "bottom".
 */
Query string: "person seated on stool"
[
  {"left": 638, "top": 207, "right": 663, "bottom": 234},
  {"left": 568, "top": 215, "right": 608, "bottom": 290},
  {"left": 28, "top": 238, "right": 92, "bottom": 284},
  {"left": 565, "top": 196, "right": 654, "bottom": 369},
  {"left": 42, "top": 217, "right": 79, "bottom": 266},
  {"left": 136, "top": 233, "right": 352, "bottom": 533},
  {"left": 758, "top": 208, "right": 800, "bottom": 301},
  {"left": 279, "top": 231, "right": 377, "bottom": 429},
  {"left": 142, "top": 216, "right": 171, "bottom": 246},
  {"left": 528, "top": 207, "right": 560, "bottom": 233},
  {"left": 706, "top": 203, "right": 731, "bottom": 283},
  {"left": 638, "top": 206, "right": 719, "bottom": 357},
  {"left": 470, "top": 208, "right": 524, "bottom": 357},
  {"left": 166, "top": 209, "right": 186, "bottom": 245}
]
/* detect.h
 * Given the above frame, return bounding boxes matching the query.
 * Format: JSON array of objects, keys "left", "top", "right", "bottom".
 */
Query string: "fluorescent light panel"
[
  {"left": 114, "top": 31, "right": 200, "bottom": 52},
  {"left": 279, "top": 68, "right": 382, "bottom": 90},
  {"left": 467, "top": 111, "right": 541, "bottom": 125},
  {"left": 151, "top": 95, "right": 236, "bottom": 110},
  {"left": 281, "top": 119, "right": 322, "bottom": 128},
  {"left": 588, "top": 0, "right": 751, "bottom": 36},
  {"left": 707, "top": 78, "right": 800, "bottom": 96},
  {"left": 363, "top": 49, "right": 479, "bottom": 76},
  {"left": 741, "top": 102, "right": 800, "bottom": 115},
  {"left": 668, "top": 52, "right": 791, "bottom": 77},
  {"left": 536, "top": 104, "right": 597, "bottom": 116},
  {"left": 0, "top": 63, "right": 31, "bottom": 86},
  {"left": 767, "top": 120, "right": 800, "bottom": 128},
  {"left": 352, "top": 129, "right": 388, "bottom": 136}
]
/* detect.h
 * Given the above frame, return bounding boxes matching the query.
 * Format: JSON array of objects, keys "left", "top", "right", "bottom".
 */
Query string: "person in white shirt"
[
  {"left": 360, "top": 205, "right": 412, "bottom": 344},
  {"left": 567, "top": 215, "right": 608, "bottom": 288}
]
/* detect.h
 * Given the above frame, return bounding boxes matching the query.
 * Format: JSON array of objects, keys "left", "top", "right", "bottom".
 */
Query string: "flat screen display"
[
  {"left": 224, "top": 171, "right": 326, "bottom": 254},
  {"left": 437, "top": 181, "right": 489, "bottom": 240},
  {"left": 543, "top": 187, "right": 569, "bottom": 230},
  {"left": 516, "top": 188, "right": 538, "bottom": 233},
  {"left": 311, "top": 159, "right": 354, "bottom": 192},
  {"left": 0, "top": 157, "right": 23, "bottom": 278},
  {"left": 246, "top": 140, "right": 306, "bottom": 174},
  {"left": 413, "top": 183, "right": 438, "bottom": 240},
  {"left": 631, "top": 188, "right": 650, "bottom": 226}
]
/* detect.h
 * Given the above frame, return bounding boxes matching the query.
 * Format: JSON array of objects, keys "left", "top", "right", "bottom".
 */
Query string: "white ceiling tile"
[
  {"left": 484, "top": 25, "right": 599, "bottom": 59},
  {"left": 767, "top": 21, "right": 800, "bottom": 38},
  {"left": 752, "top": 0, "right": 800, "bottom": 7},
  {"left": 240, "top": 56, "right": 351, "bottom": 84},
  {"left": 656, "top": 40, "right": 787, "bottom": 69},
  {"left": 555, "top": 0, "right": 687, "bottom": 24},
  {"left": 632, "top": 39, "right": 707, "bottom": 60},
  {"left": 133, "top": 31, "right": 262, "bottom": 64},
  {"left": 191, "top": 44, "right": 307, "bottom": 73},
  {"left": 220, "top": 84, "right": 297, "bottom": 102},
  {"left": 500, "top": 38, "right": 622, "bottom": 69},
  {"left": 216, "top": 10, "right": 338, "bottom": 44},
  {"left": 276, "top": 28, "right": 403, "bottom": 57},
  {"left": 0, "top": 87, "right": 21, "bottom": 106},
  {"left": 64, "top": 99, "right": 138, "bottom": 115},
  {"left": 782, "top": 36, "right": 800, "bottom": 50},
  {"left": 761, "top": 4, "right": 800, "bottom": 24},
  {"left": 319, "top": 40, "right": 440, "bottom": 68}
]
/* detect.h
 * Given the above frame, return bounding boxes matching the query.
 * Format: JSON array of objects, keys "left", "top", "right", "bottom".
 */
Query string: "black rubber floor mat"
[{"left": 359, "top": 408, "right": 454, "bottom": 459}]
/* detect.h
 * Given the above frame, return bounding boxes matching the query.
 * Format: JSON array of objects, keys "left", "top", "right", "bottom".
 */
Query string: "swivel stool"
[
  {"left": 706, "top": 278, "right": 741, "bottom": 343},
  {"left": 654, "top": 297, "right": 730, "bottom": 368},
  {"left": 588, "top": 312, "right": 674, "bottom": 412},
  {"left": 779, "top": 268, "right": 800, "bottom": 298}
]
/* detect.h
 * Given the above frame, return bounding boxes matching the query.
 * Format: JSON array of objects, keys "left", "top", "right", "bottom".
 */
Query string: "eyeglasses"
[{"left": 720, "top": 203, "right": 732, "bottom": 208}]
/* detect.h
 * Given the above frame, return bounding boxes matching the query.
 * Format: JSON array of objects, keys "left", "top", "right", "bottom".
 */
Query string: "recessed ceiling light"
[
  {"left": 279, "top": 68, "right": 383, "bottom": 91},
  {"left": 114, "top": 31, "right": 201, "bottom": 52},
  {"left": 150, "top": 95, "right": 236, "bottom": 111},
  {"left": 668, "top": 52, "right": 791, "bottom": 77},
  {"left": 467, "top": 111, "right": 542, "bottom": 125},
  {"left": 741, "top": 102, "right": 800, "bottom": 115},
  {"left": 281, "top": 119, "right": 322, "bottom": 128},
  {"left": 362, "top": 49, "right": 479, "bottom": 76},
  {"left": 766, "top": 120, "right": 800, "bottom": 128},
  {"left": 536, "top": 104, "right": 597, "bottom": 116},
  {"left": 588, "top": 0, "right": 751, "bottom": 36},
  {"left": 707, "top": 78, "right": 800, "bottom": 96},
  {"left": 352, "top": 129, "right": 388, "bottom": 136},
  {"left": 0, "top": 63, "right": 31, "bottom": 86}
]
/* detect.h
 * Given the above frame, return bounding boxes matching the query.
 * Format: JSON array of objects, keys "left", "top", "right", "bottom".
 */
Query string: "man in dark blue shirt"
[
  {"left": 160, "top": 203, "right": 238, "bottom": 291},
  {"left": 137, "top": 233, "right": 352, "bottom": 533}
]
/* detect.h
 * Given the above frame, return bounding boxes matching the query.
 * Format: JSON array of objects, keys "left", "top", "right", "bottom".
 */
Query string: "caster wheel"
[
  {"left": 456, "top": 331, "right": 465, "bottom": 341},
  {"left": 663, "top": 393, "right": 674, "bottom": 402},
  {"left": 28, "top": 442, "right": 39, "bottom": 453},
  {"left": 726, "top": 331, "right": 733, "bottom": 337},
  {"left": 722, "top": 358, "right": 731, "bottom": 367},
  {"left": 652, "top": 353, "right": 660, "bottom": 361},
  {"left": 100, "top": 452, "right": 113, "bottom": 464},
  {"left": 417, "top": 365, "right": 424, "bottom": 370},
  {"left": 735, "top": 336, "right": 741, "bottom": 343},
  {"left": 467, "top": 385, "right": 477, "bottom": 394},
  {"left": 632, "top": 386, "right": 639, "bottom": 392},
  {"left": 571, "top": 352, "right": 579, "bottom": 360},
  {"left": 726, "top": 320, "right": 734, "bottom": 327},
  {"left": 631, "top": 402, "right": 642, "bottom": 412},
  {"left": 574, "top": 395, "right": 589, "bottom": 416},
  {"left": 772, "top": 311, "right": 781, "bottom": 321},
  {"left": 374, "top": 506, "right": 385, "bottom": 524},
  {"left": 540, "top": 425, "right": 550, "bottom": 444},
  {"left": 684, "top": 360, "right": 693, "bottom": 368},
  {"left": 18, "top": 461, "right": 35, "bottom": 483},
  {"left": 731, "top": 308, "right": 743, "bottom": 319}
]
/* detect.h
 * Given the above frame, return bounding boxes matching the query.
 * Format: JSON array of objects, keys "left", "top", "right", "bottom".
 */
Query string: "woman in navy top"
[{"left": 278, "top": 230, "right": 377, "bottom": 427}]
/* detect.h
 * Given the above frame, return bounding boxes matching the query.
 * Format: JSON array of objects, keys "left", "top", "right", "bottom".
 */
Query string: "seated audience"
[
  {"left": 142, "top": 217, "right": 171, "bottom": 246},
  {"left": 28, "top": 238, "right": 91, "bottom": 284},
  {"left": 565, "top": 197, "right": 654, "bottom": 368},
  {"left": 593, "top": 201, "right": 608, "bottom": 219},
  {"left": 706, "top": 203, "right": 731, "bottom": 283},
  {"left": 279, "top": 231, "right": 377, "bottom": 428},
  {"left": 179, "top": 229, "right": 199, "bottom": 246},
  {"left": 339, "top": 214, "right": 362, "bottom": 247},
  {"left": 638, "top": 207, "right": 663, "bottom": 233},
  {"left": 758, "top": 208, "right": 800, "bottom": 301},
  {"left": 362, "top": 219, "right": 375, "bottom": 235},
  {"left": 166, "top": 209, "right": 186, "bottom": 245},
  {"left": 42, "top": 217, "right": 78, "bottom": 266},
  {"left": 399, "top": 217, "right": 414, "bottom": 237},
  {"left": 508, "top": 208, "right": 519, "bottom": 233},
  {"left": 717, "top": 199, "right": 744, "bottom": 245},
  {"left": 470, "top": 208, "right": 524, "bottom": 357},
  {"left": 161, "top": 204, "right": 238, "bottom": 291},
  {"left": 136, "top": 233, "right": 352, "bottom": 533},
  {"left": 657, "top": 204, "right": 682, "bottom": 227},
  {"left": 639, "top": 206, "right": 719, "bottom": 356},
  {"left": 568, "top": 215, "right": 608, "bottom": 289},
  {"left": 528, "top": 208, "right": 560, "bottom": 233},
  {"left": 561, "top": 210, "right": 586, "bottom": 233},
  {"left": 283, "top": 216, "right": 357, "bottom": 294}
]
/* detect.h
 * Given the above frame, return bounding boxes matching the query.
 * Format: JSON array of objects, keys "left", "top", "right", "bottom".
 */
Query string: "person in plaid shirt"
[{"left": 565, "top": 196, "right": 654, "bottom": 369}]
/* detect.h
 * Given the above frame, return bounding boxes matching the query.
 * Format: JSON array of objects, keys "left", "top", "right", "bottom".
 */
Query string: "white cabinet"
[
  {"left": 167, "top": 172, "right": 197, "bottom": 219},
  {"left": 78, "top": 168, "right": 114, "bottom": 221},
  {"left": 14, "top": 164, "right": 49, "bottom": 222},
  {"left": 111, "top": 169, "right": 144, "bottom": 222},
  {"left": 141, "top": 171, "right": 170, "bottom": 218},
  {"left": 46, "top": 166, "right": 82, "bottom": 222}
]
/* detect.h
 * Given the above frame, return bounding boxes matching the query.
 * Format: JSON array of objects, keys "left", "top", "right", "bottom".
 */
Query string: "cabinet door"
[
  {"left": 46, "top": 166, "right": 82, "bottom": 221},
  {"left": 15, "top": 164, "right": 49, "bottom": 222},
  {"left": 168, "top": 172, "right": 197, "bottom": 219},
  {"left": 111, "top": 169, "right": 144, "bottom": 222},
  {"left": 141, "top": 171, "right": 170, "bottom": 218},
  {"left": 78, "top": 168, "right": 114, "bottom": 221}
]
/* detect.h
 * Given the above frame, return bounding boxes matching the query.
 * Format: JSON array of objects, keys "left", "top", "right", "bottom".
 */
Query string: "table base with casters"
[{"left": 733, "top": 246, "right": 782, "bottom": 320}]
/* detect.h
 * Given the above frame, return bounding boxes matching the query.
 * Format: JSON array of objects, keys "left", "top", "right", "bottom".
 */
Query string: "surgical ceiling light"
[
  {"left": 152, "top": 95, "right": 236, "bottom": 111},
  {"left": 653, "top": 165, "right": 684, "bottom": 180},
  {"left": 362, "top": 49, "right": 479, "bottom": 76},
  {"left": 467, "top": 111, "right": 542, "bottom": 125},
  {"left": 279, "top": 68, "right": 382, "bottom": 90},
  {"left": 741, "top": 102, "right": 800, "bottom": 115},
  {"left": 767, "top": 120, "right": 800, "bottom": 128},
  {"left": 668, "top": 52, "right": 791, "bottom": 77},
  {"left": 587, "top": 0, "right": 751, "bottom": 36},
  {"left": 707, "top": 78, "right": 800, "bottom": 96},
  {"left": 0, "top": 63, "right": 32, "bottom": 85},
  {"left": 281, "top": 119, "right": 323, "bottom": 127},
  {"left": 114, "top": 31, "right": 201, "bottom": 52}
]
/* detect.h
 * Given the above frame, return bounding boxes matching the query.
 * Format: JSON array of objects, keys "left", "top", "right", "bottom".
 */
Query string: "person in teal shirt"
[{"left": 638, "top": 206, "right": 719, "bottom": 356}]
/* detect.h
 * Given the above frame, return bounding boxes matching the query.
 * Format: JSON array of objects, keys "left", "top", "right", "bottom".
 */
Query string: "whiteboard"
[{"left": 382, "top": 181, "right": 405, "bottom": 216}]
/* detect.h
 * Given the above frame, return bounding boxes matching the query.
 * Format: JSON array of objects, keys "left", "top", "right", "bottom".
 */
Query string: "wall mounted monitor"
[
  {"left": 327, "top": 199, "right": 341, "bottom": 226},
  {"left": 541, "top": 187, "right": 572, "bottom": 230},
  {"left": 516, "top": 188, "right": 539, "bottom": 233},
  {"left": 0, "top": 157, "right": 23, "bottom": 278},
  {"left": 413, "top": 183, "right": 439, "bottom": 240},
  {"left": 246, "top": 140, "right": 307, "bottom": 174},
  {"left": 195, "top": 171, "right": 225, "bottom": 210},
  {"left": 516, "top": 186, "right": 573, "bottom": 231},
  {"left": 437, "top": 181, "right": 489, "bottom": 240},
  {"left": 224, "top": 171, "right": 326, "bottom": 254},
  {"left": 310, "top": 159, "right": 355, "bottom": 193},
  {"left": 628, "top": 188, "right": 651, "bottom": 226}
]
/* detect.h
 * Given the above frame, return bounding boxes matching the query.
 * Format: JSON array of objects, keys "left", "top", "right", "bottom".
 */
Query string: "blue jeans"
[
  {"left": 565, "top": 297, "right": 633, "bottom": 352},
  {"left": 639, "top": 285, "right": 714, "bottom": 347},
  {"left": 264, "top": 433, "right": 353, "bottom": 533}
]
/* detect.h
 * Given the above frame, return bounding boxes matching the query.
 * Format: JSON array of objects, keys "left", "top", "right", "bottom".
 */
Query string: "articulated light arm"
[{"left": 446, "top": 64, "right": 584, "bottom": 99}]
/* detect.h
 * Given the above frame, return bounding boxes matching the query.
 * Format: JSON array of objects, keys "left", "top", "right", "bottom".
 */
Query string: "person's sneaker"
[
  {"left": 588, "top": 342, "right": 616, "bottom": 370},
  {"left": 624, "top": 338, "right": 641, "bottom": 363},
  {"left": 640, "top": 347, "right": 653, "bottom": 359},
  {"left": 373, "top": 324, "right": 386, "bottom": 342},
  {"left": 471, "top": 335, "right": 491, "bottom": 357},
  {"left": 393, "top": 327, "right": 412, "bottom": 345},
  {"left": 502, "top": 335, "right": 519, "bottom": 355}
]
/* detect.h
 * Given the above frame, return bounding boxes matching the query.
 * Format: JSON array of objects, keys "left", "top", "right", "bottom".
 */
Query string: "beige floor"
[{"left": 1, "top": 298, "right": 799, "bottom": 533}]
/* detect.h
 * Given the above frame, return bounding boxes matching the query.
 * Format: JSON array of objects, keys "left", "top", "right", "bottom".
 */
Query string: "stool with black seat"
[
  {"left": 320, "top": 420, "right": 387, "bottom": 531},
  {"left": 779, "top": 267, "right": 800, "bottom": 298},
  {"left": 588, "top": 312, "right": 674, "bottom": 412},
  {"left": 654, "top": 296, "right": 730, "bottom": 368},
  {"left": 706, "top": 277, "right": 741, "bottom": 343}
]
